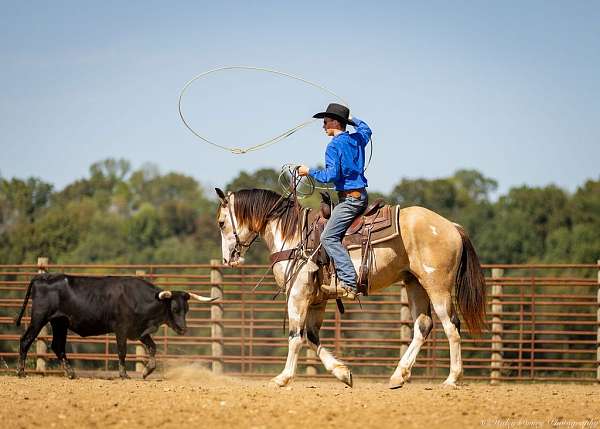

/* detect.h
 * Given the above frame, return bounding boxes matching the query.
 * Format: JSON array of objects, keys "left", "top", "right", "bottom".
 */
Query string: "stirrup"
[
  {"left": 320, "top": 281, "right": 361, "bottom": 300},
  {"left": 340, "top": 284, "right": 361, "bottom": 300}
]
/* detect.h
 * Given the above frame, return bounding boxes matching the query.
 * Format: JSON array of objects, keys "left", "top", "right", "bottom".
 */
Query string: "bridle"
[
  {"left": 223, "top": 193, "right": 260, "bottom": 263},
  {"left": 223, "top": 190, "right": 295, "bottom": 260},
  {"left": 221, "top": 167, "right": 304, "bottom": 266}
]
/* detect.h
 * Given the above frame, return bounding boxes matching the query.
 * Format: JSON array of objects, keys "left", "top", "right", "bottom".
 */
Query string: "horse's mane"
[{"left": 233, "top": 189, "right": 300, "bottom": 239}]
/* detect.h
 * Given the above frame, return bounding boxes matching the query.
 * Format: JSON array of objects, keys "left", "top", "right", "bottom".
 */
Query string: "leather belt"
[{"left": 337, "top": 189, "right": 366, "bottom": 199}]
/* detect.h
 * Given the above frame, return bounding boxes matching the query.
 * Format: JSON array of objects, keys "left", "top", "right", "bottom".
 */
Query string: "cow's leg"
[
  {"left": 431, "top": 292, "right": 463, "bottom": 387},
  {"left": 115, "top": 333, "right": 129, "bottom": 379},
  {"left": 50, "top": 318, "right": 75, "bottom": 379},
  {"left": 17, "top": 313, "right": 48, "bottom": 378},
  {"left": 389, "top": 278, "right": 433, "bottom": 389},
  {"left": 140, "top": 334, "right": 157, "bottom": 379},
  {"left": 305, "top": 301, "right": 352, "bottom": 387},
  {"left": 271, "top": 285, "right": 310, "bottom": 387}
]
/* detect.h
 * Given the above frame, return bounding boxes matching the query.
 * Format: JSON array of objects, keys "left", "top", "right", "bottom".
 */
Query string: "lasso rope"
[
  {"left": 178, "top": 66, "right": 349, "bottom": 154},
  {"left": 278, "top": 163, "right": 324, "bottom": 196}
]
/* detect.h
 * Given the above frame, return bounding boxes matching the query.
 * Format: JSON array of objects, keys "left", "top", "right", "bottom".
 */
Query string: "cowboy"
[{"left": 298, "top": 103, "right": 372, "bottom": 299}]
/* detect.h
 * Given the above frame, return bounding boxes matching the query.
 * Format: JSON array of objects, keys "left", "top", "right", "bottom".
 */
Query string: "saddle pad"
[{"left": 342, "top": 205, "right": 400, "bottom": 250}]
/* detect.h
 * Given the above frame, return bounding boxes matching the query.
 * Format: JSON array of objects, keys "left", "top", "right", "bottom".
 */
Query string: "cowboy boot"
[{"left": 320, "top": 274, "right": 360, "bottom": 300}]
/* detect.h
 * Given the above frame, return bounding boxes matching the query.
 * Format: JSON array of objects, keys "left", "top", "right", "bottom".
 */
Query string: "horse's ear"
[{"left": 215, "top": 188, "right": 227, "bottom": 205}]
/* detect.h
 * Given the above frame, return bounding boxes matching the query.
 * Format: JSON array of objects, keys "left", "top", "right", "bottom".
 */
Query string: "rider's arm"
[
  {"left": 308, "top": 143, "right": 341, "bottom": 184},
  {"left": 351, "top": 117, "right": 372, "bottom": 147}
]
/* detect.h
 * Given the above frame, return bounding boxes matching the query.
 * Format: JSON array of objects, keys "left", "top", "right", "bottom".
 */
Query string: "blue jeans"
[{"left": 321, "top": 192, "right": 368, "bottom": 289}]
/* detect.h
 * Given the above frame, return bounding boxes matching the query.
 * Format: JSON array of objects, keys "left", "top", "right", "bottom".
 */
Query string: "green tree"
[
  {"left": 0, "top": 177, "right": 53, "bottom": 225},
  {"left": 389, "top": 178, "right": 458, "bottom": 217},
  {"left": 126, "top": 203, "right": 163, "bottom": 250},
  {"left": 452, "top": 169, "right": 498, "bottom": 203},
  {"left": 226, "top": 168, "right": 281, "bottom": 192}
]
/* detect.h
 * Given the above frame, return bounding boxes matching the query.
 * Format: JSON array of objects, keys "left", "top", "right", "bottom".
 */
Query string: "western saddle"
[{"left": 270, "top": 192, "right": 398, "bottom": 296}]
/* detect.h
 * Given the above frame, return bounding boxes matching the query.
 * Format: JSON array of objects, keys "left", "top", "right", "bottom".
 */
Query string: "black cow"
[{"left": 15, "top": 273, "right": 216, "bottom": 379}]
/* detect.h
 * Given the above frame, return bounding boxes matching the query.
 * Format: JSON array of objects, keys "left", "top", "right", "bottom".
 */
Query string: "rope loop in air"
[{"left": 178, "top": 66, "right": 348, "bottom": 154}]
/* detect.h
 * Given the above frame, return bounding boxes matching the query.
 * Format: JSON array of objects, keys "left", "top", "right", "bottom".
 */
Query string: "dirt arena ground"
[{"left": 1, "top": 366, "right": 598, "bottom": 429}]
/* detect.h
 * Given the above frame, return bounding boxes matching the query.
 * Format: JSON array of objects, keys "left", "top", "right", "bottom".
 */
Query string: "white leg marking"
[
  {"left": 315, "top": 345, "right": 343, "bottom": 371},
  {"left": 306, "top": 344, "right": 351, "bottom": 386},
  {"left": 432, "top": 301, "right": 462, "bottom": 386},
  {"left": 272, "top": 287, "right": 309, "bottom": 387},
  {"left": 390, "top": 317, "right": 428, "bottom": 387},
  {"left": 273, "top": 336, "right": 303, "bottom": 387}
]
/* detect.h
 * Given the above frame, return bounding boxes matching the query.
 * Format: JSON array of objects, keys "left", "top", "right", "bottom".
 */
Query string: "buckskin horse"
[{"left": 215, "top": 187, "right": 486, "bottom": 389}]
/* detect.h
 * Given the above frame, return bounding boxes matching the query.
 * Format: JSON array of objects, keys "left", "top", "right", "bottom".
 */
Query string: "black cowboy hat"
[{"left": 313, "top": 103, "right": 356, "bottom": 126}]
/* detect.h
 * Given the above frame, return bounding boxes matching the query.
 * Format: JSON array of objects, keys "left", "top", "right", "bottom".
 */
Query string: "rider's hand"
[{"left": 298, "top": 165, "right": 310, "bottom": 176}]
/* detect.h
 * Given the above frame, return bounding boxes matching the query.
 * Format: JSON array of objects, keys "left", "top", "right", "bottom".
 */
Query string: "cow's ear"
[
  {"left": 215, "top": 188, "right": 227, "bottom": 205},
  {"left": 183, "top": 292, "right": 190, "bottom": 301}
]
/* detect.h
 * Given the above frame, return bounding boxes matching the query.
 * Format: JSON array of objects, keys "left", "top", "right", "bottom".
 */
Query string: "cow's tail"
[
  {"left": 15, "top": 277, "right": 36, "bottom": 327},
  {"left": 454, "top": 225, "right": 487, "bottom": 335}
]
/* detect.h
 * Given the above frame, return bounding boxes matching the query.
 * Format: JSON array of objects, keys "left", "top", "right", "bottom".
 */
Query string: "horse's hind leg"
[
  {"left": 305, "top": 301, "right": 352, "bottom": 387},
  {"left": 430, "top": 291, "right": 463, "bottom": 387},
  {"left": 272, "top": 285, "right": 310, "bottom": 387},
  {"left": 389, "top": 277, "right": 432, "bottom": 389}
]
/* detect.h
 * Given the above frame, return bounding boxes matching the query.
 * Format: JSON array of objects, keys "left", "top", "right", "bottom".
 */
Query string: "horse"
[{"left": 214, "top": 187, "right": 486, "bottom": 388}]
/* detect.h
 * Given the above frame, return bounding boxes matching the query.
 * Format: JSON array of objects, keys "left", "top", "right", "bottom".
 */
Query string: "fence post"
[
  {"left": 490, "top": 268, "right": 504, "bottom": 385},
  {"left": 210, "top": 259, "right": 224, "bottom": 374},
  {"left": 597, "top": 259, "right": 599, "bottom": 384},
  {"left": 135, "top": 270, "right": 146, "bottom": 374},
  {"left": 400, "top": 284, "right": 411, "bottom": 358},
  {"left": 306, "top": 349, "right": 318, "bottom": 376},
  {"left": 36, "top": 257, "right": 49, "bottom": 373}
]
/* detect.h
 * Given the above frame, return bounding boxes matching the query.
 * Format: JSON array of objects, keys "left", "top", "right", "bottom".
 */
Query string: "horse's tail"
[
  {"left": 15, "top": 277, "right": 36, "bottom": 327},
  {"left": 454, "top": 225, "right": 487, "bottom": 335}
]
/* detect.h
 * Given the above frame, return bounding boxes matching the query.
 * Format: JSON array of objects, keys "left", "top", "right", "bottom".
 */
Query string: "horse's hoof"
[
  {"left": 66, "top": 371, "right": 76, "bottom": 380},
  {"left": 271, "top": 375, "right": 290, "bottom": 387},
  {"left": 388, "top": 378, "right": 405, "bottom": 389},
  {"left": 442, "top": 380, "right": 459, "bottom": 389},
  {"left": 333, "top": 366, "right": 353, "bottom": 388},
  {"left": 119, "top": 373, "right": 130, "bottom": 380},
  {"left": 16, "top": 371, "right": 26, "bottom": 379},
  {"left": 344, "top": 371, "right": 353, "bottom": 388}
]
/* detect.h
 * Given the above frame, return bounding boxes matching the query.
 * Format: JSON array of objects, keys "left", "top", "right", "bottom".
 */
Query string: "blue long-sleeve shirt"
[{"left": 308, "top": 117, "right": 372, "bottom": 191}]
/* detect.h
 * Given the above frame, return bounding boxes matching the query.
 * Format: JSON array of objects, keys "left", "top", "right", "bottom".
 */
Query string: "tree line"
[{"left": 1, "top": 158, "right": 598, "bottom": 265}]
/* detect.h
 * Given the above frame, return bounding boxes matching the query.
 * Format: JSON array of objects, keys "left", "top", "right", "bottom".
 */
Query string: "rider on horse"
[{"left": 298, "top": 103, "right": 372, "bottom": 299}]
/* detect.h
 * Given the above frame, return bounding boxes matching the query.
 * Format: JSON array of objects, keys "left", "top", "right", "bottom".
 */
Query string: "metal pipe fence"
[{"left": 0, "top": 259, "right": 598, "bottom": 383}]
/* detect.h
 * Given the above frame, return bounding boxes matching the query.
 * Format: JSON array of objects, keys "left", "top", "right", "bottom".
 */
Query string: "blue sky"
[{"left": 1, "top": 1, "right": 598, "bottom": 196}]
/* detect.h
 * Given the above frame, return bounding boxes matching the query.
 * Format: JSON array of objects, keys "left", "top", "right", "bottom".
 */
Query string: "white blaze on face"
[
  {"left": 218, "top": 205, "right": 236, "bottom": 264},
  {"left": 219, "top": 194, "right": 251, "bottom": 266},
  {"left": 429, "top": 225, "right": 439, "bottom": 236},
  {"left": 423, "top": 264, "right": 436, "bottom": 274}
]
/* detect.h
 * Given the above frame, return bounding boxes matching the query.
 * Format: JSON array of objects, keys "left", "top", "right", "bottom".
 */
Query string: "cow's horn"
[
  {"left": 158, "top": 291, "right": 172, "bottom": 300},
  {"left": 187, "top": 292, "right": 218, "bottom": 303}
]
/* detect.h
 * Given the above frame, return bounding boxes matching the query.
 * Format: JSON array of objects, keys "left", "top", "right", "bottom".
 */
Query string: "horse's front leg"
[
  {"left": 306, "top": 301, "right": 352, "bottom": 387},
  {"left": 272, "top": 285, "right": 310, "bottom": 387}
]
